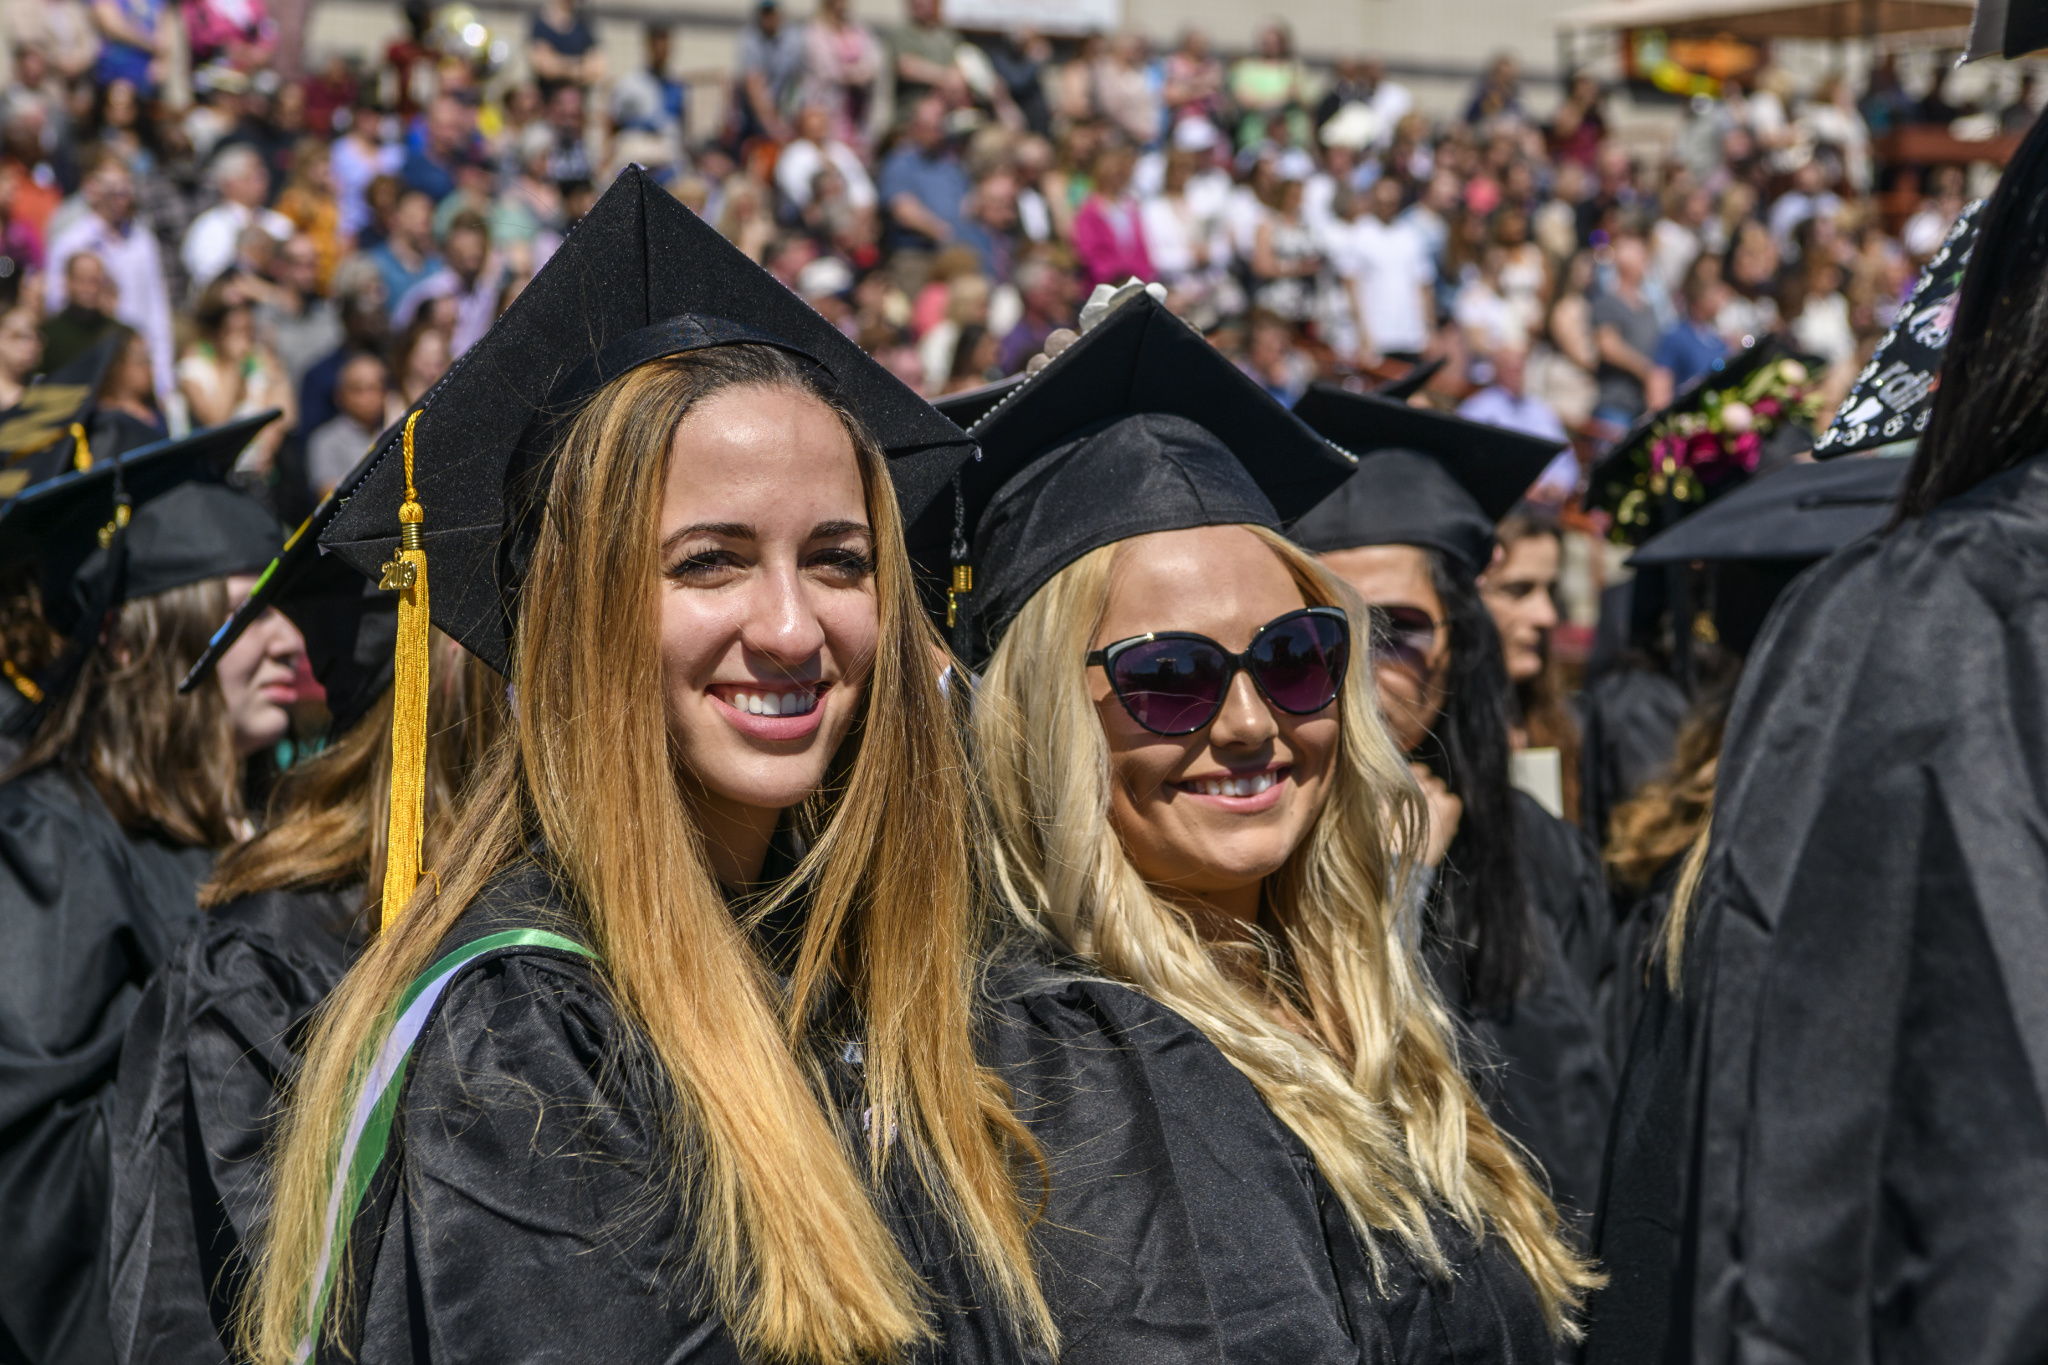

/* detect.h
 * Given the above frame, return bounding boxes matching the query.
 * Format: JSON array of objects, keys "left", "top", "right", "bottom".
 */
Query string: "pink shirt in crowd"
[{"left": 1072, "top": 195, "right": 1155, "bottom": 289}]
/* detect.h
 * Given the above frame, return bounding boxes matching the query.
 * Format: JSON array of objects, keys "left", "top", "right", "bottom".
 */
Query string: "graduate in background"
[
  {"left": 0, "top": 417, "right": 295, "bottom": 1365},
  {"left": 1584, "top": 110, "right": 2048, "bottom": 1363},
  {"left": 107, "top": 487, "right": 507, "bottom": 1363},
  {"left": 1289, "top": 386, "right": 1616, "bottom": 1229},
  {"left": 953, "top": 292, "right": 1595, "bottom": 1361}
]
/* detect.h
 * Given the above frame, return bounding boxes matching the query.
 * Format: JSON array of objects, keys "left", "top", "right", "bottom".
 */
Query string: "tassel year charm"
[{"left": 379, "top": 410, "right": 431, "bottom": 929}]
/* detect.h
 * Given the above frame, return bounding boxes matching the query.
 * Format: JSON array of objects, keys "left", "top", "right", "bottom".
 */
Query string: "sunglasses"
[
  {"left": 1087, "top": 607, "right": 1350, "bottom": 736},
  {"left": 1366, "top": 604, "right": 1442, "bottom": 674}
]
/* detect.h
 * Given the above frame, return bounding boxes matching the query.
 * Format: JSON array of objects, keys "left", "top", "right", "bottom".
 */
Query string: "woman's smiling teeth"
[
  {"left": 724, "top": 688, "right": 818, "bottom": 717},
  {"left": 1181, "top": 770, "right": 1282, "bottom": 798}
]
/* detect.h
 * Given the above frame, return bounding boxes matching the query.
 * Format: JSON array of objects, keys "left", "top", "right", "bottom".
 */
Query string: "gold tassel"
[
  {"left": 377, "top": 411, "right": 430, "bottom": 929},
  {"left": 68, "top": 422, "right": 91, "bottom": 472},
  {"left": 946, "top": 564, "right": 971, "bottom": 629}
]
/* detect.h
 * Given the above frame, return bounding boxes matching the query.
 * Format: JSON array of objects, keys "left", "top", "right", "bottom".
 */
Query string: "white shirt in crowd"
[
  {"left": 1329, "top": 214, "right": 1436, "bottom": 356},
  {"left": 1139, "top": 193, "right": 1231, "bottom": 281},
  {"left": 774, "top": 137, "right": 877, "bottom": 212},
  {"left": 181, "top": 201, "right": 295, "bottom": 292}
]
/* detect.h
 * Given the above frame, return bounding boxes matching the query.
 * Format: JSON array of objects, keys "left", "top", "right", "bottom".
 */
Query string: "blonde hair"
[
  {"left": 202, "top": 631, "right": 505, "bottom": 909},
  {"left": 245, "top": 349, "right": 1052, "bottom": 1363},
  {"left": 974, "top": 525, "right": 1597, "bottom": 1335}
]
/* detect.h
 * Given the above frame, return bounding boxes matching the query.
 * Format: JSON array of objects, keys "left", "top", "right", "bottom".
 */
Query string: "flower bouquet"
[{"left": 1591, "top": 339, "right": 1821, "bottom": 547}]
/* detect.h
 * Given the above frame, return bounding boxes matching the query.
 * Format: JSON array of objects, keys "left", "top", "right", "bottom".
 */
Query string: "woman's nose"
[
  {"left": 1206, "top": 670, "right": 1279, "bottom": 750},
  {"left": 742, "top": 565, "right": 828, "bottom": 663}
]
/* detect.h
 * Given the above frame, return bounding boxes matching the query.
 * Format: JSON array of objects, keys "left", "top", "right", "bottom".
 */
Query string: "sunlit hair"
[
  {"left": 1604, "top": 687, "right": 1730, "bottom": 896},
  {"left": 202, "top": 631, "right": 505, "bottom": 909},
  {"left": 13, "top": 576, "right": 246, "bottom": 847},
  {"left": 245, "top": 348, "right": 1052, "bottom": 1365},
  {"left": 973, "top": 525, "right": 1597, "bottom": 1336}
]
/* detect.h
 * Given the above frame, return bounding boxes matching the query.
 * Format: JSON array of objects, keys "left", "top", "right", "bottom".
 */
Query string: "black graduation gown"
[
  {"left": 982, "top": 948, "right": 1554, "bottom": 1365},
  {"left": 1576, "top": 665, "right": 1687, "bottom": 850},
  {"left": 0, "top": 766, "right": 214, "bottom": 1365},
  {"left": 1428, "top": 797, "right": 1616, "bottom": 1231},
  {"left": 107, "top": 885, "right": 370, "bottom": 1365},
  {"left": 1586, "top": 451, "right": 2048, "bottom": 1363},
  {"left": 320, "top": 860, "right": 1043, "bottom": 1365}
]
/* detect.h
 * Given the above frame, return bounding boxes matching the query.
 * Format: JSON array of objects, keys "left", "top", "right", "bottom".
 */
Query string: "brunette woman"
[
  {"left": 953, "top": 294, "right": 1596, "bottom": 1359},
  {"left": 110, "top": 533, "right": 505, "bottom": 1362},
  {"left": 0, "top": 417, "right": 300, "bottom": 1365},
  {"left": 242, "top": 169, "right": 1055, "bottom": 1365},
  {"left": 1481, "top": 509, "right": 1582, "bottom": 825},
  {"left": 1290, "top": 383, "right": 1615, "bottom": 1226}
]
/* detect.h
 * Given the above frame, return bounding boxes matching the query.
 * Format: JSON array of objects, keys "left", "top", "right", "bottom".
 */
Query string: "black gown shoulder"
[
  {"left": 1576, "top": 664, "right": 1688, "bottom": 850},
  {"left": 982, "top": 945, "right": 1553, "bottom": 1365},
  {"left": 1589, "top": 453, "right": 2048, "bottom": 1363},
  {"left": 109, "top": 883, "right": 370, "bottom": 1365},
  {"left": 1511, "top": 789, "right": 1617, "bottom": 1030},
  {"left": 0, "top": 765, "right": 214, "bottom": 1365},
  {"left": 325, "top": 862, "right": 1043, "bottom": 1365}
]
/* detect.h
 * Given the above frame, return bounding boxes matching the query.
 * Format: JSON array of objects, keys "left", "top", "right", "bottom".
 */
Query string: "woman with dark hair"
[
  {"left": 1290, "top": 408, "right": 1615, "bottom": 1230},
  {"left": 0, "top": 420, "right": 299, "bottom": 1365},
  {"left": 1483, "top": 509, "right": 1582, "bottom": 825},
  {"left": 1583, "top": 108, "right": 2048, "bottom": 1362}
]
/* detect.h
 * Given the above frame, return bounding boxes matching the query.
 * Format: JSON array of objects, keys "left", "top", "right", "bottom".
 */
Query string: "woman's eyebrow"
[
  {"left": 811, "top": 520, "right": 872, "bottom": 540},
  {"left": 661, "top": 522, "right": 754, "bottom": 555}
]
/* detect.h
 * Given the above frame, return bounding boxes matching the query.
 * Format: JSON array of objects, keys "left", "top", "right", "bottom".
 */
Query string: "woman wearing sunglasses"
[
  {"left": 1288, "top": 410, "right": 1615, "bottom": 1232},
  {"left": 952, "top": 295, "right": 1595, "bottom": 1358}
]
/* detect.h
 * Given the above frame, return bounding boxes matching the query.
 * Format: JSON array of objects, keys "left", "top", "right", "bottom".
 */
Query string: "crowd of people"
[
  {"left": 4, "top": 3, "right": 2048, "bottom": 1365},
  {"left": 0, "top": 0, "right": 2020, "bottom": 528}
]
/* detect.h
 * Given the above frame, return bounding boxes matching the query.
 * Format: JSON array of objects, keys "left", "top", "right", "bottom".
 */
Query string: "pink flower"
[
  {"left": 1685, "top": 431, "right": 1722, "bottom": 467},
  {"left": 1755, "top": 396, "right": 1783, "bottom": 421},
  {"left": 1733, "top": 430, "right": 1763, "bottom": 472}
]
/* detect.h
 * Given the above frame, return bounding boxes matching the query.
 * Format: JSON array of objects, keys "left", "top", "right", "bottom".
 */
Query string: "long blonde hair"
[
  {"left": 245, "top": 349, "right": 1052, "bottom": 1363},
  {"left": 974, "top": 525, "right": 1597, "bottom": 1335},
  {"left": 202, "top": 631, "right": 505, "bottom": 909}
]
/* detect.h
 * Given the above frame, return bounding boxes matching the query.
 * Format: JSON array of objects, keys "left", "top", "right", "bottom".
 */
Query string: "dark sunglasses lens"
[
  {"left": 1369, "top": 606, "right": 1435, "bottom": 672},
  {"left": 1111, "top": 638, "right": 1229, "bottom": 734},
  {"left": 1252, "top": 613, "right": 1348, "bottom": 714}
]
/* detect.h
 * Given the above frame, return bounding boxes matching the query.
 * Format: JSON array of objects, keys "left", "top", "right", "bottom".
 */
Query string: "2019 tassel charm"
[{"left": 378, "top": 410, "right": 431, "bottom": 929}]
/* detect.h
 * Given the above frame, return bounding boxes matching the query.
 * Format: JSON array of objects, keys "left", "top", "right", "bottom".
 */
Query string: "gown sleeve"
[
  {"left": 331, "top": 949, "right": 743, "bottom": 1365},
  {"left": 981, "top": 958, "right": 1391, "bottom": 1365},
  {"left": 0, "top": 770, "right": 209, "bottom": 1365}
]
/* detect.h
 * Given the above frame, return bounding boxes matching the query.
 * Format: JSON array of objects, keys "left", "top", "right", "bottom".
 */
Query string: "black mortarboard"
[
  {"left": 0, "top": 335, "right": 121, "bottom": 500},
  {"left": 181, "top": 421, "right": 400, "bottom": 734},
  {"left": 1968, "top": 0, "right": 2048, "bottom": 59},
  {"left": 1586, "top": 335, "right": 1814, "bottom": 546},
  {"left": 318, "top": 166, "right": 975, "bottom": 674},
  {"left": 1289, "top": 450, "right": 1497, "bottom": 576},
  {"left": 0, "top": 413, "right": 282, "bottom": 734},
  {"left": 919, "top": 293, "right": 1355, "bottom": 663},
  {"left": 1292, "top": 382, "right": 1565, "bottom": 519},
  {"left": 1815, "top": 202, "right": 1981, "bottom": 458},
  {"left": 1372, "top": 355, "right": 1445, "bottom": 401},
  {"left": 1628, "top": 455, "right": 1906, "bottom": 567},
  {"left": 932, "top": 373, "right": 1025, "bottom": 430}
]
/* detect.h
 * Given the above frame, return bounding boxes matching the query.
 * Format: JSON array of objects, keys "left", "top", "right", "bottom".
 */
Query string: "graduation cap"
[
  {"left": 0, "top": 412, "right": 283, "bottom": 735},
  {"left": 1814, "top": 202, "right": 1982, "bottom": 459},
  {"left": 917, "top": 291, "right": 1356, "bottom": 664},
  {"left": 0, "top": 335, "right": 120, "bottom": 500},
  {"left": 1629, "top": 454, "right": 1906, "bottom": 567},
  {"left": 1586, "top": 334, "right": 1816, "bottom": 546},
  {"left": 1287, "top": 383, "right": 1566, "bottom": 577},
  {"left": 179, "top": 428, "right": 400, "bottom": 735},
  {"left": 1968, "top": 0, "right": 2048, "bottom": 60},
  {"left": 1371, "top": 356, "right": 1446, "bottom": 402},
  {"left": 314, "top": 166, "right": 976, "bottom": 929},
  {"left": 931, "top": 373, "right": 1025, "bottom": 431}
]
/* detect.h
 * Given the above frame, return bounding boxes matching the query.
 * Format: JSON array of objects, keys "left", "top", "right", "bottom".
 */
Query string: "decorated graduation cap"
[
  {"left": 1288, "top": 383, "right": 1566, "bottom": 577},
  {"left": 0, "top": 335, "right": 124, "bottom": 500},
  {"left": 315, "top": 166, "right": 976, "bottom": 929},
  {"left": 180, "top": 434, "right": 399, "bottom": 736},
  {"left": 1586, "top": 334, "right": 1819, "bottom": 547},
  {"left": 0, "top": 412, "right": 282, "bottom": 734},
  {"left": 1630, "top": 454, "right": 1906, "bottom": 568},
  {"left": 915, "top": 291, "right": 1355, "bottom": 665},
  {"left": 1815, "top": 203, "right": 1981, "bottom": 459}
]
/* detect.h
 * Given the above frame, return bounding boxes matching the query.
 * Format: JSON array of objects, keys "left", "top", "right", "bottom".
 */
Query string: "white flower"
[
  {"left": 1779, "top": 359, "right": 1809, "bottom": 385},
  {"left": 1720, "top": 400, "right": 1755, "bottom": 433}
]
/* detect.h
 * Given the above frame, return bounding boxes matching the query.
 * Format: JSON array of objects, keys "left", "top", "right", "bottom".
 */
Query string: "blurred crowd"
[{"left": 0, "top": 0, "right": 2028, "bottom": 525}]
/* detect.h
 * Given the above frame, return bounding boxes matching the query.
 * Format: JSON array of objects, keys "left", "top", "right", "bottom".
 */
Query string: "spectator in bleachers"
[
  {"left": 362, "top": 185, "right": 440, "bottom": 316},
  {"left": 181, "top": 144, "right": 290, "bottom": 290},
  {"left": 39, "top": 249, "right": 116, "bottom": 370},
  {"left": 302, "top": 347, "right": 387, "bottom": 494},
  {"left": 46, "top": 151, "right": 175, "bottom": 399},
  {"left": 879, "top": 94, "right": 966, "bottom": 256},
  {"left": 800, "top": 0, "right": 882, "bottom": 151}
]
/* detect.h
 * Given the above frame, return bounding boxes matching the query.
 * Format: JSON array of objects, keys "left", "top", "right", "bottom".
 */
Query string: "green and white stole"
[{"left": 293, "top": 929, "right": 598, "bottom": 1363}]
